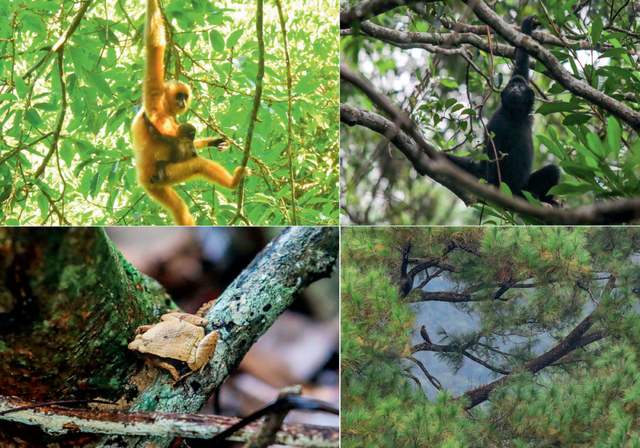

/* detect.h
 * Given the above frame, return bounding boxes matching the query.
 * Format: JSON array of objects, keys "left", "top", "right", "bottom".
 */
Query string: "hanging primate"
[
  {"left": 131, "top": 0, "right": 249, "bottom": 225},
  {"left": 445, "top": 16, "right": 561, "bottom": 204}
]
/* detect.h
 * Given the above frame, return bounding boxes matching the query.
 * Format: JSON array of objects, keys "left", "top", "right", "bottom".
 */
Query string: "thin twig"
[
  {"left": 230, "top": 0, "right": 265, "bottom": 225},
  {"left": 275, "top": 0, "right": 297, "bottom": 225}
]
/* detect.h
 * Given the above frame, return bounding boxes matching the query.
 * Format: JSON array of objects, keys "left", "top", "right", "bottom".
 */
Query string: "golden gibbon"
[{"left": 131, "top": 0, "right": 248, "bottom": 225}]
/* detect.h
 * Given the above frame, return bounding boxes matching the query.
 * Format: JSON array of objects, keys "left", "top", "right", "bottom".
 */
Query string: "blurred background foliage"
[
  {"left": 0, "top": 0, "right": 338, "bottom": 225},
  {"left": 341, "top": 0, "right": 640, "bottom": 225}
]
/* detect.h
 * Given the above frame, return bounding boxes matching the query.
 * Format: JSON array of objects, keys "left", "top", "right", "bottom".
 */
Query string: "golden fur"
[{"left": 132, "top": 0, "right": 247, "bottom": 225}]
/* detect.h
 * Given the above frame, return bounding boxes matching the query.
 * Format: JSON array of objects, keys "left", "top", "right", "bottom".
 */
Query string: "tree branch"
[
  {"left": 231, "top": 0, "right": 265, "bottom": 225},
  {"left": 460, "top": 313, "right": 602, "bottom": 409},
  {"left": 340, "top": 0, "right": 421, "bottom": 29},
  {"left": 34, "top": 50, "right": 67, "bottom": 178},
  {"left": 462, "top": 0, "right": 640, "bottom": 130},
  {"left": 355, "top": 20, "right": 532, "bottom": 66},
  {"left": 340, "top": 102, "right": 474, "bottom": 204},
  {"left": 409, "top": 291, "right": 473, "bottom": 303},
  {"left": 340, "top": 99, "right": 640, "bottom": 224},
  {"left": 410, "top": 338, "right": 509, "bottom": 375},
  {"left": 0, "top": 396, "right": 337, "bottom": 447},
  {"left": 20, "top": 0, "right": 92, "bottom": 81},
  {"left": 407, "top": 356, "right": 443, "bottom": 390}
]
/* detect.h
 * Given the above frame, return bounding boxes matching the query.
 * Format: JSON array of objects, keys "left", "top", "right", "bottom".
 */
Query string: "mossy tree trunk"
[
  {"left": 0, "top": 228, "right": 171, "bottom": 400},
  {"left": 0, "top": 228, "right": 174, "bottom": 445}
]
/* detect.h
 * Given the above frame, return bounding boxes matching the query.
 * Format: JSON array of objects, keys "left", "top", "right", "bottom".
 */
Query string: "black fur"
[{"left": 445, "top": 16, "right": 561, "bottom": 204}]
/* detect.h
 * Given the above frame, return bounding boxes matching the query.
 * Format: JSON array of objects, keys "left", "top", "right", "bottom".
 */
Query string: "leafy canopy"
[{"left": 0, "top": 0, "right": 338, "bottom": 225}]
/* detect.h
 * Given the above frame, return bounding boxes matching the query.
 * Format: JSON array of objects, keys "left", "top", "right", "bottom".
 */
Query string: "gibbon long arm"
[{"left": 143, "top": 0, "right": 175, "bottom": 136}]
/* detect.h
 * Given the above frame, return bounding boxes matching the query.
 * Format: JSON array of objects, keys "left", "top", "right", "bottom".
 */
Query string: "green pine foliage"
[{"left": 342, "top": 227, "right": 640, "bottom": 447}]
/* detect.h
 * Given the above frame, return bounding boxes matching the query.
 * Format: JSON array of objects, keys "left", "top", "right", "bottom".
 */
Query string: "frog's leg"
[
  {"left": 133, "top": 324, "right": 154, "bottom": 335},
  {"left": 162, "top": 310, "right": 210, "bottom": 327},
  {"left": 156, "top": 361, "right": 181, "bottom": 381},
  {"left": 189, "top": 331, "right": 218, "bottom": 371}
]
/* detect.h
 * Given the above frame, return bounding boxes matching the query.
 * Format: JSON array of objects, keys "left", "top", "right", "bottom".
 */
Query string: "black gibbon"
[
  {"left": 131, "top": 0, "right": 249, "bottom": 225},
  {"left": 444, "top": 15, "right": 561, "bottom": 205}
]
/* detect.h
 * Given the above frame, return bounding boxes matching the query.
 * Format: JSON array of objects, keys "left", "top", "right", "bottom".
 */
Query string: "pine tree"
[{"left": 342, "top": 227, "right": 640, "bottom": 447}]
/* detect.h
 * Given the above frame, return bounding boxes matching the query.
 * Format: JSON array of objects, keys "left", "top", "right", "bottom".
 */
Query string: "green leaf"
[
  {"left": 568, "top": 57, "right": 580, "bottom": 77},
  {"left": 586, "top": 133, "right": 607, "bottom": 158},
  {"left": 548, "top": 82, "right": 566, "bottom": 94},
  {"left": 548, "top": 181, "right": 601, "bottom": 196},
  {"left": 36, "top": 194, "right": 48, "bottom": 220},
  {"left": 560, "top": 160, "right": 599, "bottom": 179},
  {"left": 79, "top": 170, "right": 93, "bottom": 198},
  {"left": 570, "top": 142, "right": 598, "bottom": 162},
  {"left": 607, "top": 117, "right": 621, "bottom": 157},
  {"left": 601, "top": 31, "right": 628, "bottom": 41},
  {"left": 494, "top": 72, "right": 503, "bottom": 88},
  {"left": 24, "top": 109, "right": 43, "bottom": 127},
  {"left": 600, "top": 66, "right": 635, "bottom": 82},
  {"left": 622, "top": 147, "right": 640, "bottom": 175},
  {"left": 293, "top": 72, "right": 316, "bottom": 94},
  {"left": 590, "top": 15, "right": 603, "bottom": 45},
  {"left": 60, "top": 140, "right": 75, "bottom": 169},
  {"left": 107, "top": 188, "right": 120, "bottom": 209},
  {"left": 68, "top": 47, "right": 86, "bottom": 76},
  {"left": 209, "top": 30, "right": 225, "bottom": 53},
  {"left": 562, "top": 114, "right": 591, "bottom": 126},
  {"left": 537, "top": 135, "right": 564, "bottom": 160},
  {"left": 89, "top": 170, "right": 100, "bottom": 198},
  {"left": 522, "top": 190, "right": 542, "bottom": 206},
  {"left": 598, "top": 48, "right": 628, "bottom": 59},
  {"left": 537, "top": 101, "right": 579, "bottom": 115},
  {"left": 34, "top": 102, "right": 59, "bottom": 112},
  {"left": 14, "top": 77, "right": 28, "bottom": 100},
  {"left": 297, "top": 81, "right": 320, "bottom": 95},
  {"left": 227, "top": 28, "right": 244, "bottom": 48},
  {"left": 440, "top": 79, "right": 459, "bottom": 89},
  {"left": 88, "top": 73, "right": 112, "bottom": 96},
  {"left": 80, "top": 87, "right": 99, "bottom": 135}
]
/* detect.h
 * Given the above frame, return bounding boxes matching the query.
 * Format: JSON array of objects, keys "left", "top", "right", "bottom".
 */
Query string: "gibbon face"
[
  {"left": 501, "top": 75, "right": 535, "bottom": 115},
  {"left": 164, "top": 81, "right": 191, "bottom": 115},
  {"left": 177, "top": 122, "right": 197, "bottom": 141}
]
